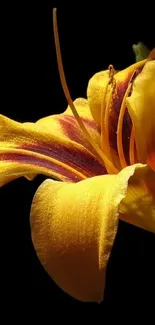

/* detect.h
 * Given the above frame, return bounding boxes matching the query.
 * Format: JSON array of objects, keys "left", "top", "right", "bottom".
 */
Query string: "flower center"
[{"left": 100, "top": 65, "right": 141, "bottom": 172}]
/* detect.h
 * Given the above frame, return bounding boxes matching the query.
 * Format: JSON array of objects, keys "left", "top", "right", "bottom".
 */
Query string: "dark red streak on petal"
[
  {"left": 0, "top": 153, "right": 84, "bottom": 182},
  {"left": 59, "top": 115, "right": 99, "bottom": 150},
  {"left": 59, "top": 116, "right": 83, "bottom": 145},
  {"left": 20, "top": 141, "right": 107, "bottom": 177},
  {"left": 63, "top": 115, "right": 98, "bottom": 129}
]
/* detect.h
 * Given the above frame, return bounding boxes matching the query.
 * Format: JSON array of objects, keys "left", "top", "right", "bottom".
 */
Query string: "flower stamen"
[
  {"left": 117, "top": 82, "right": 132, "bottom": 169},
  {"left": 102, "top": 66, "right": 116, "bottom": 160},
  {"left": 53, "top": 8, "right": 118, "bottom": 174},
  {"left": 117, "top": 69, "right": 138, "bottom": 169},
  {"left": 100, "top": 78, "right": 110, "bottom": 155},
  {"left": 129, "top": 127, "right": 135, "bottom": 165}
]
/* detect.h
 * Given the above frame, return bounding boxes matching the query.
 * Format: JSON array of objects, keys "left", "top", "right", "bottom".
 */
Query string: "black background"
[{"left": 1, "top": 1, "right": 155, "bottom": 315}]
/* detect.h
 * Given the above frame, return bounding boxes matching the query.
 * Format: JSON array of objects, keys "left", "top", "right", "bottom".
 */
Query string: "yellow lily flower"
[{"left": 0, "top": 8, "right": 154, "bottom": 303}]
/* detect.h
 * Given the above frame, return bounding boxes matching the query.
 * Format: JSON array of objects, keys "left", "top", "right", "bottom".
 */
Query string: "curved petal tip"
[{"left": 30, "top": 165, "right": 140, "bottom": 302}]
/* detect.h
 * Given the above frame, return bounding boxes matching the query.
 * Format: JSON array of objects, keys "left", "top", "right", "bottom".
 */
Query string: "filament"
[{"left": 53, "top": 8, "right": 118, "bottom": 174}]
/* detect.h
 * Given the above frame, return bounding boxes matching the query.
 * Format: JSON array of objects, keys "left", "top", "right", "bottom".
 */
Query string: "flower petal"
[
  {"left": 87, "top": 69, "right": 110, "bottom": 125},
  {"left": 0, "top": 111, "right": 106, "bottom": 186},
  {"left": 126, "top": 59, "right": 155, "bottom": 170},
  {"left": 30, "top": 164, "right": 141, "bottom": 303},
  {"left": 0, "top": 148, "right": 85, "bottom": 186},
  {"left": 120, "top": 164, "right": 155, "bottom": 233},
  {"left": 35, "top": 97, "right": 101, "bottom": 151}
]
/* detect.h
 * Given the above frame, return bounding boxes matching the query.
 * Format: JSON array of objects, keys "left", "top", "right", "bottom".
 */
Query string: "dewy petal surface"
[
  {"left": 126, "top": 60, "right": 155, "bottom": 170},
  {"left": 0, "top": 98, "right": 106, "bottom": 186},
  {"left": 30, "top": 164, "right": 143, "bottom": 303}
]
